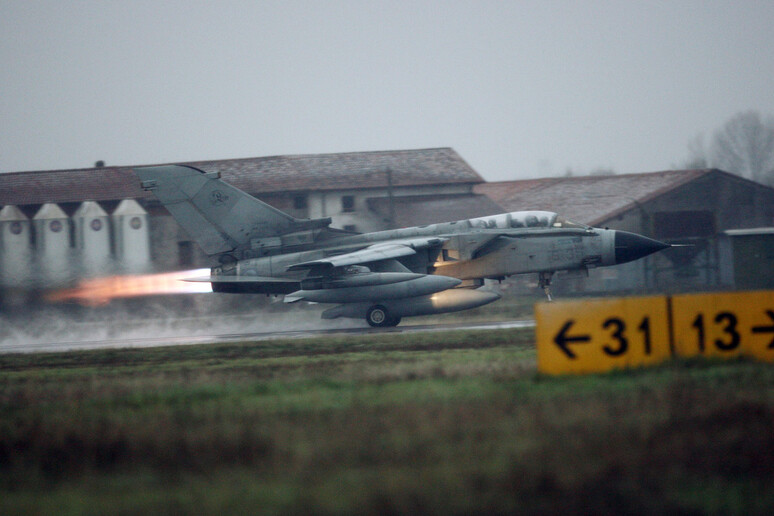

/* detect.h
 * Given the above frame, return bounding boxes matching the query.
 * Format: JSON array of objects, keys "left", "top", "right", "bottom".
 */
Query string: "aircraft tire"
[
  {"left": 385, "top": 316, "right": 401, "bottom": 327},
  {"left": 366, "top": 305, "right": 400, "bottom": 327}
]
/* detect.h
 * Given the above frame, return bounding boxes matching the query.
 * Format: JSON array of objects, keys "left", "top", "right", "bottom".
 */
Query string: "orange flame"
[{"left": 46, "top": 269, "right": 212, "bottom": 306}]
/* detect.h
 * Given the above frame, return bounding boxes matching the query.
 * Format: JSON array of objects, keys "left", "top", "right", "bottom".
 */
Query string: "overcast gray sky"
[{"left": 2, "top": 1, "right": 773, "bottom": 181}]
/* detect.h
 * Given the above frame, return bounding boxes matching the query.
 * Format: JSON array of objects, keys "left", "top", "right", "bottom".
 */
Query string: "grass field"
[{"left": 1, "top": 327, "right": 773, "bottom": 515}]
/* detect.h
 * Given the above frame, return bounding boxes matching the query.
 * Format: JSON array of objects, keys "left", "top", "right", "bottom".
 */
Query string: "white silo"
[
  {"left": 112, "top": 199, "right": 151, "bottom": 273},
  {"left": 33, "top": 203, "right": 72, "bottom": 285},
  {"left": 73, "top": 201, "right": 112, "bottom": 276},
  {"left": 0, "top": 205, "right": 31, "bottom": 287}
]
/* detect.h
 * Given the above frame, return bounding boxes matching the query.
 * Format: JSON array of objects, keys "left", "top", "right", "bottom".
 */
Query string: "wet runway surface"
[{"left": 0, "top": 319, "right": 535, "bottom": 354}]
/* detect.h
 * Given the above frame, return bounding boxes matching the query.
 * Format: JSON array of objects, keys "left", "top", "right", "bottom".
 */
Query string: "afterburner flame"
[{"left": 46, "top": 269, "right": 212, "bottom": 306}]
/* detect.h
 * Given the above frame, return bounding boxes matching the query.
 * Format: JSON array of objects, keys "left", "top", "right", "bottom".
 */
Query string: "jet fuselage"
[{"left": 135, "top": 165, "right": 669, "bottom": 326}]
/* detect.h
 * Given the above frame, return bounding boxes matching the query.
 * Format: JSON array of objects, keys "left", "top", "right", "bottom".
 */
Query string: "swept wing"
[{"left": 287, "top": 237, "right": 447, "bottom": 271}]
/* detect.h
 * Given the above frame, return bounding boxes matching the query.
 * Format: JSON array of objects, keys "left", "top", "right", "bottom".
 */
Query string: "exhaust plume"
[{"left": 46, "top": 269, "right": 212, "bottom": 306}]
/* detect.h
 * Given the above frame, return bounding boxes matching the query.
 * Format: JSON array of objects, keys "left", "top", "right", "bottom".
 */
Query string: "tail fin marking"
[{"left": 135, "top": 165, "right": 304, "bottom": 255}]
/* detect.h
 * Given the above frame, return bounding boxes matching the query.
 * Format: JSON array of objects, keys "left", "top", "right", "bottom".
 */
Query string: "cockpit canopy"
[{"left": 467, "top": 211, "right": 589, "bottom": 230}]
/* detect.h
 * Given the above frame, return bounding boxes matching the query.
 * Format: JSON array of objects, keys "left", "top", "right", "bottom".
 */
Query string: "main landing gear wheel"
[{"left": 366, "top": 305, "right": 401, "bottom": 327}]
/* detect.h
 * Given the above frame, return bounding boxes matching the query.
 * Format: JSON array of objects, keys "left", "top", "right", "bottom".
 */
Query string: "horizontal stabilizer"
[
  {"left": 183, "top": 275, "right": 298, "bottom": 283},
  {"left": 184, "top": 274, "right": 300, "bottom": 295}
]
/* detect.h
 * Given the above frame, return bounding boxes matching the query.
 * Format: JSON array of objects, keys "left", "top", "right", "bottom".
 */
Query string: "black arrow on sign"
[
  {"left": 752, "top": 310, "right": 774, "bottom": 349},
  {"left": 554, "top": 320, "right": 591, "bottom": 359}
]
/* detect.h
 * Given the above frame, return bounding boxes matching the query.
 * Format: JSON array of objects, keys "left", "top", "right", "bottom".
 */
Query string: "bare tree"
[
  {"left": 683, "top": 133, "right": 709, "bottom": 169},
  {"left": 710, "top": 110, "right": 774, "bottom": 186}
]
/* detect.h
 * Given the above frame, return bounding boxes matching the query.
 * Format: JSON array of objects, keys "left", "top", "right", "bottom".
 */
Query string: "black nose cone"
[{"left": 614, "top": 231, "right": 670, "bottom": 264}]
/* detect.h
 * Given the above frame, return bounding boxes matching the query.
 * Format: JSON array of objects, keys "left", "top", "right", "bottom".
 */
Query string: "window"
[
  {"left": 293, "top": 195, "right": 308, "bottom": 210},
  {"left": 342, "top": 195, "right": 355, "bottom": 213}
]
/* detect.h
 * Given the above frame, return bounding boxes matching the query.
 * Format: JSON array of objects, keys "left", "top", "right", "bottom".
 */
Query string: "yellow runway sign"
[
  {"left": 536, "top": 290, "right": 774, "bottom": 375},
  {"left": 672, "top": 290, "right": 774, "bottom": 362},
  {"left": 536, "top": 296, "right": 671, "bottom": 375}
]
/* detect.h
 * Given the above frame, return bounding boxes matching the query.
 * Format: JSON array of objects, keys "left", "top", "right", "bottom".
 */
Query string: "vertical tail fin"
[{"left": 135, "top": 165, "right": 325, "bottom": 255}]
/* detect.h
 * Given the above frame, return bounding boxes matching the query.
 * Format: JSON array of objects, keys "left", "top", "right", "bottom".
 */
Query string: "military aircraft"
[{"left": 135, "top": 165, "right": 669, "bottom": 327}]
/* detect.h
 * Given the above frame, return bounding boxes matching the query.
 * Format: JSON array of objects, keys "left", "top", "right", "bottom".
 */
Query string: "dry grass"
[{"left": 1, "top": 328, "right": 773, "bottom": 514}]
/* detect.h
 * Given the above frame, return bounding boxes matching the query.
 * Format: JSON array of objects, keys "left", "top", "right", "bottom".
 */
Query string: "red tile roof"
[
  {"left": 1, "top": 166, "right": 145, "bottom": 206},
  {"left": 475, "top": 170, "right": 713, "bottom": 225},
  {"left": 1, "top": 148, "right": 484, "bottom": 206}
]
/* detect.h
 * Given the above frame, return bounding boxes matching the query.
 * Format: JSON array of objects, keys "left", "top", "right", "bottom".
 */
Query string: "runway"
[{"left": 0, "top": 319, "right": 535, "bottom": 354}]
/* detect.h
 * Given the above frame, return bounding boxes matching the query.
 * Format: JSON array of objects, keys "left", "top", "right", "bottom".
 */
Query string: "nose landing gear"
[{"left": 538, "top": 271, "right": 554, "bottom": 302}]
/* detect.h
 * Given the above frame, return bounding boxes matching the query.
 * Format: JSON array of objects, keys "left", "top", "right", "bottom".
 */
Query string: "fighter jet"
[{"left": 135, "top": 165, "right": 669, "bottom": 327}]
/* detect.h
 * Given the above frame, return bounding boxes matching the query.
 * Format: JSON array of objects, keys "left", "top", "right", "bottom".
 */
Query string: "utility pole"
[{"left": 386, "top": 168, "right": 396, "bottom": 229}]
